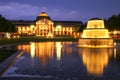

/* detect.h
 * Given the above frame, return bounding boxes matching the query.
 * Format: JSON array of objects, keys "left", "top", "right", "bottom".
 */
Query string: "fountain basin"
[{"left": 78, "top": 38, "right": 113, "bottom": 48}]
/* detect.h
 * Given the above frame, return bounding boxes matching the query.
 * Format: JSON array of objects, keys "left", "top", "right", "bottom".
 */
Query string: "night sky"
[{"left": 0, "top": 0, "right": 120, "bottom": 22}]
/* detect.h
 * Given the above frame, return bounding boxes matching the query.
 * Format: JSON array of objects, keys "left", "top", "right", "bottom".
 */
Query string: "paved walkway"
[
  {"left": 0, "top": 51, "right": 24, "bottom": 76},
  {"left": 0, "top": 77, "right": 53, "bottom": 80},
  {"left": 0, "top": 76, "right": 120, "bottom": 80}
]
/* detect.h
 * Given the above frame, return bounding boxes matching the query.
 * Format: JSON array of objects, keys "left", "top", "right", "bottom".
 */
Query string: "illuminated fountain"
[{"left": 78, "top": 18, "right": 113, "bottom": 48}]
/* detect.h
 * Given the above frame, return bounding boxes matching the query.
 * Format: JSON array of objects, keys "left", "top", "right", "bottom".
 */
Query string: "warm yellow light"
[
  {"left": 46, "top": 32, "right": 54, "bottom": 38},
  {"left": 5, "top": 33, "right": 11, "bottom": 38},
  {"left": 79, "top": 19, "right": 113, "bottom": 48},
  {"left": 82, "top": 29, "right": 110, "bottom": 38},
  {"left": 81, "top": 48, "right": 112, "bottom": 76},
  {"left": 22, "top": 27, "right": 25, "bottom": 31},
  {"left": 30, "top": 25, "right": 35, "bottom": 28},
  {"left": 114, "top": 42, "right": 116, "bottom": 46},
  {"left": 81, "top": 19, "right": 111, "bottom": 38},
  {"left": 87, "top": 20, "right": 104, "bottom": 29},
  {"left": 56, "top": 42, "right": 62, "bottom": 60},
  {"left": 13, "top": 36, "right": 16, "bottom": 38},
  {"left": 38, "top": 12, "right": 49, "bottom": 17},
  {"left": 56, "top": 25, "right": 61, "bottom": 29},
  {"left": 17, "top": 35, "right": 20, "bottom": 38},
  {"left": 30, "top": 42, "right": 35, "bottom": 58},
  {"left": 35, "top": 42, "right": 54, "bottom": 65},
  {"left": 113, "top": 31, "right": 117, "bottom": 34},
  {"left": 42, "top": 22, "right": 44, "bottom": 25},
  {"left": 114, "top": 48, "right": 116, "bottom": 59}
]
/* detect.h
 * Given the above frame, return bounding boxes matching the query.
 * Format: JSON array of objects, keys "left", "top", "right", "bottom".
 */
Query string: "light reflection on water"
[
  {"left": 17, "top": 42, "right": 76, "bottom": 65},
  {"left": 79, "top": 48, "right": 113, "bottom": 76},
  {"left": 2, "top": 42, "right": 120, "bottom": 79},
  {"left": 56, "top": 42, "right": 62, "bottom": 60}
]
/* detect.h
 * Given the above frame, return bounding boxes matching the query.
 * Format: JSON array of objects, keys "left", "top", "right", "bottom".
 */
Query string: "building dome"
[
  {"left": 36, "top": 12, "right": 51, "bottom": 21},
  {"left": 38, "top": 12, "right": 49, "bottom": 17}
]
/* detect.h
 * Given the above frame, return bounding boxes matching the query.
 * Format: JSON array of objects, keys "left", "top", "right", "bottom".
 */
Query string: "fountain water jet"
[{"left": 78, "top": 18, "right": 113, "bottom": 48}]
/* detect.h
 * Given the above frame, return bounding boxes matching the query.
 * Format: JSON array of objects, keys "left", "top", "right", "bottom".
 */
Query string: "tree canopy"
[
  {"left": 105, "top": 13, "right": 120, "bottom": 31},
  {"left": 0, "top": 15, "right": 16, "bottom": 33}
]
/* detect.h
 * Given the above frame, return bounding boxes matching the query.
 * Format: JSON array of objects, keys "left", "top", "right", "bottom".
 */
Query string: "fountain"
[{"left": 78, "top": 18, "right": 113, "bottom": 48}]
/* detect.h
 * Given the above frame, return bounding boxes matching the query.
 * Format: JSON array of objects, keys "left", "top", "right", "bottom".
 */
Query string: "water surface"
[{"left": 2, "top": 42, "right": 120, "bottom": 79}]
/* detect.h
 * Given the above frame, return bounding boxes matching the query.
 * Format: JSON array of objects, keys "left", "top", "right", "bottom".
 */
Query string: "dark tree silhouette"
[
  {"left": 0, "top": 15, "right": 16, "bottom": 32},
  {"left": 105, "top": 13, "right": 120, "bottom": 31}
]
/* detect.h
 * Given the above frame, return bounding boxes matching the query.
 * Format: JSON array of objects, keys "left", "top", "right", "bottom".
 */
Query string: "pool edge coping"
[{"left": 0, "top": 51, "right": 24, "bottom": 76}]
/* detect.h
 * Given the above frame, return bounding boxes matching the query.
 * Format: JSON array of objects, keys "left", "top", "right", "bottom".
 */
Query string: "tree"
[
  {"left": 78, "top": 22, "right": 87, "bottom": 32},
  {"left": 105, "top": 13, "right": 120, "bottom": 31},
  {"left": 0, "top": 15, "right": 16, "bottom": 33}
]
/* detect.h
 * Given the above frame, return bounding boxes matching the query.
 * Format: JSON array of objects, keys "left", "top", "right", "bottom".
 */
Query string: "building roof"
[
  {"left": 11, "top": 20, "right": 35, "bottom": 26},
  {"left": 11, "top": 20, "right": 82, "bottom": 26},
  {"left": 53, "top": 20, "right": 82, "bottom": 24},
  {"left": 10, "top": 11, "right": 83, "bottom": 27},
  {"left": 38, "top": 12, "right": 49, "bottom": 17},
  {"left": 53, "top": 20, "right": 83, "bottom": 27},
  {"left": 36, "top": 12, "right": 51, "bottom": 21}
]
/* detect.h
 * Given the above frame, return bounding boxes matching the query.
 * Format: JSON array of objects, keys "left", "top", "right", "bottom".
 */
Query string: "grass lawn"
[
  {"left": 0, "top": 36, "right": 79, "bottom": 45},
  {"left": 0, "top": 49, "right": 17, "bottom": 63}
]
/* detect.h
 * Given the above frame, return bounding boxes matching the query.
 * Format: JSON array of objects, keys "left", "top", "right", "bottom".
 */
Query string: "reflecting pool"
[{"left": 2, "top": 42, "right": 120, "bottom": 79}]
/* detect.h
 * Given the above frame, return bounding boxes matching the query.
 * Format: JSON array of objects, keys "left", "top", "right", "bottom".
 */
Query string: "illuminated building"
[
  {"left": 36, "top": 12, "right": 54, "bottom": 37},
  {"left": 11, "top": 12, "right": 82, "bottom": 37}
]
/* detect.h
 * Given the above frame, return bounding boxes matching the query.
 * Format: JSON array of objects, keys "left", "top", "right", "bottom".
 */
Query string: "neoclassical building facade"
[
  {"left": 11, "top": 12, "right": 82, "bottom": 37},
  {"left": 36, "top": 12, "right": 54, "bottom": 37}
]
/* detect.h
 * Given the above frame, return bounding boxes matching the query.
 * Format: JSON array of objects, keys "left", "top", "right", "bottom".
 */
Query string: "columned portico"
[{"left": 36, "top": 12, "right": 54, "bottom": 37}]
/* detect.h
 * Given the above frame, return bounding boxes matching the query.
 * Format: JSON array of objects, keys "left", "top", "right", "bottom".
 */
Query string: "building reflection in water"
[
  {"left": 17, "top": 42, "right": 75, "bottom": 65},
  {"left": 16, "top": 42, "right": 117, "bottom": 77},
  {"left": 17, "top": 44, "right": 30, "bottom": 53},
  {"left": 17, "top": 42, "right": 54, "bottom": 65},
  {"left": 56, "top": 42, "right": 62, "bottom": 60},
  {"left": 35, "top": 42, "right": 54, "bottom": 65},
  {"left": 30, "top": 42, "right": 35, "bottom": 58},
  {"left": 17, "top": 42, "right": 114, "bottom": 76},
  {"left": 114, "top": 48, "right": 117, "bottom": 59},
  {"left": 79, "top": 48, "right": 113, "bottom": 76}
]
